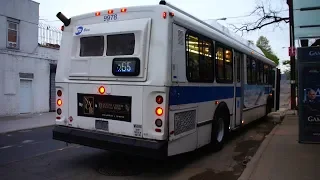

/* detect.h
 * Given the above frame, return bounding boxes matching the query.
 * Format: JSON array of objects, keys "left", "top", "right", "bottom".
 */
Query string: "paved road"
[
  {"left": 0, "top": 126, "right": 67, "bottom": 166},
  {"left": 0, "top": 118, "right": 276, "bottom": 180}
]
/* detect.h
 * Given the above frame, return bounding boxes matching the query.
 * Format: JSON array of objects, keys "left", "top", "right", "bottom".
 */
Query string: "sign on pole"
[{"left": 289, "top": 47, "right": 296, "bottom": 57}]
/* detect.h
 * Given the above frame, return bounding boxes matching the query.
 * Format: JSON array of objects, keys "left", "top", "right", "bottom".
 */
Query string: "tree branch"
[{"left": 230, "top": 2, "right": 289, "bottom": 33}]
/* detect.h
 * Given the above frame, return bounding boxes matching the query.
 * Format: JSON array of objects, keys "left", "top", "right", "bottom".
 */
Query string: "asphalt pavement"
[
  {"left": 0, "top": 126, "right": 68, "bottom": 166},
  {"left": 0, "top": 117, "right": 277, "bottom": 180}
]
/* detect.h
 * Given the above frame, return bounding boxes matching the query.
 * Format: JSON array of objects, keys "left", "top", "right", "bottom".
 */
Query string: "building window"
[
  {"left": 7, "top": 18, "right": 19, "bottom": 49},
  {"left": 186, "top": 31, "right": 214, "bottom": 82},
  {"left": 215, "top": 43, "right": 233, "bottom": 83}
]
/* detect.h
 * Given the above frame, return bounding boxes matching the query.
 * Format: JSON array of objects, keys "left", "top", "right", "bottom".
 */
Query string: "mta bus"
[{"left": 53, "top": 0, "right": 280, "bottom": 158}]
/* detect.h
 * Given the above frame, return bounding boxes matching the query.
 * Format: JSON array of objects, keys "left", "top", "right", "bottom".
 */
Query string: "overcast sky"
[{"left": 34, "top": 0, "right": 290, "bottom": 71}]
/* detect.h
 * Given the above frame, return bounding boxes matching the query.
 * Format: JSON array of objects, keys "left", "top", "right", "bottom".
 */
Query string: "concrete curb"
[{"left": 237, "top": 122, "right": 280, "bottom": 180}]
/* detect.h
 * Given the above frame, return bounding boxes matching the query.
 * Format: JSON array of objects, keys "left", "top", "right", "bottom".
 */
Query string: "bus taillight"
[
  {"left": 98, "top": 86, "right": 105, "bottom": 94},
  {"left": 57, "top": 99, "right": 62, "bottom": 106},
  {"left": 155, "top": 119, "right": 163, "bottom": 127},
  {"left": 57, "top": 108, "right": 62, "bottom": 115},
  {"left": 155, "top": 107, "right": 163, "bottom": 116},
  {"left": 156, "top": 95, "right": 163, "bottom": 104},
  {"left": 57, "top": 90, "right": 62, "bottom": 97}
]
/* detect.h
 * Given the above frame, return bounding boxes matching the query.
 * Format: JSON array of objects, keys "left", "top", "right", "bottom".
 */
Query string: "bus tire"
[
  {"left": 210, "top": 107, "right": 229, "bottom": 151},
  {"left": 265, "top": 96, "right": 273, "bottom": 117}
]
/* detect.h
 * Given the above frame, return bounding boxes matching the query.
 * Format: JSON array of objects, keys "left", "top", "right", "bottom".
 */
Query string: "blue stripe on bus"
[
  {"left": 169, "top": 86, "right": 240, "bottom": 106},
  {"left": 169, "top": 85, "right": 272, "bottom": 106},
  {"left": 264, "top": 86, "right": 272, "bottom": 94}
]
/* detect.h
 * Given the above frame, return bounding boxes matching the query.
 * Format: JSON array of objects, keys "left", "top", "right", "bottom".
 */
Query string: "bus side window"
[
  {"left": 215, "top": 44, "right": 233, "bottom": 83},
  {"left": 186, "top": 31, "right": 214, "bottom": 82},
  {"left": 247, "top": 57, "right": 252, "bottom": 84},
  {"left": 264, "top": 64, "right": 268, "bottom": 84},
  {"left": 251, "top": 59, "right": 257, "bottom": 84},
  {"left": 236, "top": 52, "right": 241, "bottom": 82}
]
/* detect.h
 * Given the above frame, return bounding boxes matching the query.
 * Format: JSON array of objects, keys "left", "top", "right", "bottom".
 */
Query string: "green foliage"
[
  {"left": 282, "top": 60, "right": 290, "bottom": 66},
  {"left": 256, "top": 36, "right": 279, "bottom": 66},
  {"left": 256, "top": 36, "right": 271, "bottom": 52}
]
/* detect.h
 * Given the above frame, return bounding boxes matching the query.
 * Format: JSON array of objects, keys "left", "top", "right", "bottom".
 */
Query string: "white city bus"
[{"left": 53, "top": 0, "right": 278, "bottom": 158}]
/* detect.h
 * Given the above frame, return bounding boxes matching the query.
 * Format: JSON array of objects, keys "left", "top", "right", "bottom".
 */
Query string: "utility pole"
[{"left": 287, "top": 0, "right": 296, "bottom": 109}]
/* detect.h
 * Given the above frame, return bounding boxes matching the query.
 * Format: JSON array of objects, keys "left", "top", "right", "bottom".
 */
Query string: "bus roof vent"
[{"left": 159, "top": 0, "right": 166, "bottom": 5}]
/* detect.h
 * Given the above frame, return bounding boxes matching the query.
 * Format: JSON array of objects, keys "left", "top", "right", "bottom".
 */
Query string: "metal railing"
[{"left": 38, "top": 22, "right": 62, "bottom": 49}]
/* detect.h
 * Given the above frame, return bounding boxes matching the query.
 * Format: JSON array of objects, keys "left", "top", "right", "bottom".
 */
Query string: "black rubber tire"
[{"left": 210, "top": 111, "right": 229, "bottom": 152}]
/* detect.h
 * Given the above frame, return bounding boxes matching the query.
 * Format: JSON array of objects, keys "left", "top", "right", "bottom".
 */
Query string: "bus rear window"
[
  {"left": 80, "top": 36, "right": 104, "bottom": 57},
  {"left": 107, "top": 33, "right": 135, "bottom": 56}
]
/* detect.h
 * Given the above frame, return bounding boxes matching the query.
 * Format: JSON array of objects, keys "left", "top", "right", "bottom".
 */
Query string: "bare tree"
[{"left": 229, "top": 0, "right": 289, "bottom": 34}]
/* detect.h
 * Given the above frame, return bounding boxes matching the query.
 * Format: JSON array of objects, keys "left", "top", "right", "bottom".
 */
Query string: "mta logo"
[{"left": 75, "top": 26, "right": 83, "bottom": 35}]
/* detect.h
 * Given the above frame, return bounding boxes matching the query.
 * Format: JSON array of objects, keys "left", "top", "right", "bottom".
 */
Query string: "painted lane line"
[
  {"left": 22, "top": 140, "right": 34, "bottom": 144},
  {"left": 0, "top": 145, "right": 13, "bottom": 150}
]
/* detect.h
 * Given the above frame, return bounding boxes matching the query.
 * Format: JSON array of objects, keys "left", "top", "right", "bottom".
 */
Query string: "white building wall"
[
  {"left": 0, "top": 0, "right": 61, "bottom": 116},
  {"left": 0, "top": 0, "right": 39, "bottom": 53},
  {"left": 0, "top": 48, "right": 59, "bottom": 116}
]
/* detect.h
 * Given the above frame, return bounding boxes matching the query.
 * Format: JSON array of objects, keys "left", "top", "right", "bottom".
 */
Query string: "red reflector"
[
  {"left": 155, "top": 128, "right": 161, "bottom": 132},
  {"left": 56, "top": 116, "right": 61, "bottom": 119}
]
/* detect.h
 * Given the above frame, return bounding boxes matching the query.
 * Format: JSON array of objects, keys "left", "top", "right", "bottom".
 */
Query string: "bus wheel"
[
  {"left": 210, "top": 112, "right": 229, "bottom": 151},
  {"left": 266, "top": 103, "right": 272, "bottom": 115}
]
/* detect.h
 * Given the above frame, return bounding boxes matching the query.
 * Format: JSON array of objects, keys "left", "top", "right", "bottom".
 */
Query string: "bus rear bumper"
[{"left": 52, "top": 125, "right": 168, "bottom": 159}]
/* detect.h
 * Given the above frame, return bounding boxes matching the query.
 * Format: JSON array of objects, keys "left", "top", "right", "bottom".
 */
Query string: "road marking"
[
  {"left": 22, "top": 140, "right": 34, "bottom": 144},
  {"left": 0, "top": 145, "right": 13, "bottom": 150},
  {"left": 19, "top": 130, "right": 32, "bottom": 133}
]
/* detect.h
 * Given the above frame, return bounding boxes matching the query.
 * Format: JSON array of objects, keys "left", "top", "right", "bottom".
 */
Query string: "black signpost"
[{"left": 298, "top": 46, "right": 320, "bottom": 143}]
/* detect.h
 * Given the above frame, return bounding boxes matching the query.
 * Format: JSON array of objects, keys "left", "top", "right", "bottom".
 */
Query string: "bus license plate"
[{"left": 95, "top": 120, "right": 109, "bottom": 131}]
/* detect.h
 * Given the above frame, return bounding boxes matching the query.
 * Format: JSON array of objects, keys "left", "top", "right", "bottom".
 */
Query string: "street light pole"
[{"left": 288, "top": 0, "right": 297, "bottom": 109}]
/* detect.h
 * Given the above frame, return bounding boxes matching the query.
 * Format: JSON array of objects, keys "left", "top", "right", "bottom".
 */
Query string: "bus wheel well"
[
  {"left": 210, "top": 101, "right": 230, "bottom": 151},
  {"left": 214, "top": 102, "right": 230, "bottom": 126}
]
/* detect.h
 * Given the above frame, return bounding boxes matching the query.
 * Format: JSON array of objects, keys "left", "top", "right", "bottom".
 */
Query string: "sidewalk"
[
  {"left": 238, "top": 111, "right": 320, "bottom": 180},
  {"left": 0, "top": 112, "right": 55, "bottom": 134}
]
